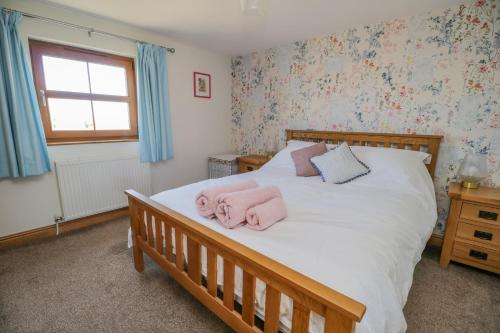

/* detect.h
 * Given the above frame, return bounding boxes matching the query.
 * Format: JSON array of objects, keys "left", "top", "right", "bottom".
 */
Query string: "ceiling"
[{"left": 45, "top": 0, "right": 465, "bottom": 56}]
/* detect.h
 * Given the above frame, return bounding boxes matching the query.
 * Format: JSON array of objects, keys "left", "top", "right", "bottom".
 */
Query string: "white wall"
[{"left": 0, "top": 0, "right": 232, "bottom": 237}]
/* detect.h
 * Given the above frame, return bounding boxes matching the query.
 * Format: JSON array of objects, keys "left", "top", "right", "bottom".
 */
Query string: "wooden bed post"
[{"left": 128, "top": 197, "right": 144, "bottom": 272}]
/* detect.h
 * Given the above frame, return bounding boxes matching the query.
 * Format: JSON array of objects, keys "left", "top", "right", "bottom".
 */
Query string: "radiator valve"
[
  {"left": 54, "top": 216, "right": 65, "bottom": 223},
  {"left": 54, "top": 216, "right": 65, "bottom": 235}
]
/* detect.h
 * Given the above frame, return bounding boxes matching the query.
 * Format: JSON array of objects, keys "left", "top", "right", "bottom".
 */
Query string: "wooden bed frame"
[{"left": 125, "top": 130, "right": 442, "bottom": 333}]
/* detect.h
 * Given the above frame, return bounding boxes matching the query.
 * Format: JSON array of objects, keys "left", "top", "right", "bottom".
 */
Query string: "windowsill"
[{"left": 47, "top": 137, "right": 138, "bottom": 146}]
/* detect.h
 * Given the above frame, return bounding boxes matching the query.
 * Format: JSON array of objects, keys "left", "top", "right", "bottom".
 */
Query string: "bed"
[{"left": 126, "top": 129, "right": 442, "bottom": 333}]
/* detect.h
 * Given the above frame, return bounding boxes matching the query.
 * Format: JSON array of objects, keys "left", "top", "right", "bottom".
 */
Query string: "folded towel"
[
  {"left": 196, "top": 180, "right": 258, "bottom": 218},
  {"left": 215, "top": 186, "right": 282, "bottom": 228},
  {"left": 245, "top": 197, "right": 288, "bottom": 231}
]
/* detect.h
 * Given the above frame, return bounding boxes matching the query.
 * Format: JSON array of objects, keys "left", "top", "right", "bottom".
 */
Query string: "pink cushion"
[{"left": 290, "top": 142, "right": 327, "bottom": 176}]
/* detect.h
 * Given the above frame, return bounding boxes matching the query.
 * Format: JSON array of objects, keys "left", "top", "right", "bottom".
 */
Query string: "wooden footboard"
[{"left": 126, "top": 190, "right": 365, "bottom": 333}]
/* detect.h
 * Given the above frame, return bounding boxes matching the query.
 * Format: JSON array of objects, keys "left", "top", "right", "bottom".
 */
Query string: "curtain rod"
[{"left": 1, "top": 7, "right": 175, "bottom": 54}]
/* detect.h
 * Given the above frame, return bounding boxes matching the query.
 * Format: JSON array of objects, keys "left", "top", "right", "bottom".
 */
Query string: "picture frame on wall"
[{"left": 193, "top": 72, "right": 211, "bottom": 98}]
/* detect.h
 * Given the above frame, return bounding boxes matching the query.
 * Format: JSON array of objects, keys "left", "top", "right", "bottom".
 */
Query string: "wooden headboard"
[{"left": 286, "top": 129, "right": 443, "bottom": 179}]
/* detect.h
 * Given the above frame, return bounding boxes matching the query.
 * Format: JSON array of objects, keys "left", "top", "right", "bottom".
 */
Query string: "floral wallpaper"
[{"left": 231, "top": 0, "right": 499, "bottom": 233}]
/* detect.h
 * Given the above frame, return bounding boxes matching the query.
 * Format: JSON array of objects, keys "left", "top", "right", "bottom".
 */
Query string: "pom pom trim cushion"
[{"left": 309, "top": 142, "right": 370, "bottom": 184}]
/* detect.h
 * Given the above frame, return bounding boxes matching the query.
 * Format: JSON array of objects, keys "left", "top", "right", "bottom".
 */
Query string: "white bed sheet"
[{"left": 128, "top": 164, "right": 436, "bottom": 333}]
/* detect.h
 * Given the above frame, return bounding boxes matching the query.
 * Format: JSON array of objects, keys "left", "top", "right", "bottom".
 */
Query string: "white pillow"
[
  {"left": 350, "top": 146, "right": 431, "bottom": 164},
  {"left": 350, "top": 146, "right": 431, "bottom": 181},
  {"left": 263, "top": 143, "right": 310, "bottom": 172},
  {"left": 349, "top": 145, "right": 436, "bottom": 203},
  {"left": 310, "top": 143, "right": 370, "bottom": 184}
]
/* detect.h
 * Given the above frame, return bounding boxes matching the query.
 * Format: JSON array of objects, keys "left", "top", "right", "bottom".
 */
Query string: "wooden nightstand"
[
  {"left": 440, "top": 182, "right": 500, "bottom": 274},
  {"left": 238, "top": 155, "right": 269, "bottom": 173}
]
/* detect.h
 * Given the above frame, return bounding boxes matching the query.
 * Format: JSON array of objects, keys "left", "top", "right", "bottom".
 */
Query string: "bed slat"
[
  {"left": 146, "top": 211, "right": 154, "bottom": 247},
  {"left": 264, "top": 285, "right": 281, "bottom": 333},
  {"left": 207, "top": 249, "right": 218, "bottom": 297},
  {"left": 242, "top": 271, "right": 256, "bottom": 326},
  {"left": 324, "top": 308, "right": 355, "bottom": 333},
  {"left": 175, "top": 228, "right": 184, "bottom": 270},
  {"left": 187, "top": 238, "right": 201, "bottom": 285},
  {"left": 154, "top": 215, "right": 163, "bottom": 254},
  {"left": 292, "top": 302, "right": 310, "bottom": 333},
  {"left": 223, "top": 259, "right": 235, "bottom": 310},
  {"left": 165, "top": 223, "right": 173, "bottom": 262},
  {"left": 138, "top": 206, "right": 146, "bottom": 239}
]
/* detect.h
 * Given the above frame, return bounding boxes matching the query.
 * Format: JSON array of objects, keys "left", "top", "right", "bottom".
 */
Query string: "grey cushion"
[{"left": 309, "top": 143, "right": 370, "bottom": 184}]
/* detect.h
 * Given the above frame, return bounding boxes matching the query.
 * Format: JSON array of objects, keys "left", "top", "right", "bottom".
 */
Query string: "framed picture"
[{"left": 193, "top": 72, "right": 211, "bottom": 98}]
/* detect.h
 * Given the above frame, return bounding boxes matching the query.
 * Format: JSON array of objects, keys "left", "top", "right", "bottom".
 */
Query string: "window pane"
[
  {"left": 88, "top": 63, "right": 127, "bottom": 96},
  {"left": 42, "top": 56, "right": 90, "bottom": 93},
  {"left": 47, "top": 98, "right": 94, "bottom": 131},
  {"left": 93, "top": 101, "right": 130, "bottom": 130}
]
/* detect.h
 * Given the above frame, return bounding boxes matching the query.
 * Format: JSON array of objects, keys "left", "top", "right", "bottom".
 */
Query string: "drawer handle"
[
  {"left": 469, "top": 249, "right": 488, "bottom": 261},
  {"left": 474, "top": 230, "right": 493, "bottom": 241},
  {"left": 478, "top": 210, "right": 498, "bottom": 221},
  {"left": 246, "top": 166, "right": 254, "bottom": 171}
]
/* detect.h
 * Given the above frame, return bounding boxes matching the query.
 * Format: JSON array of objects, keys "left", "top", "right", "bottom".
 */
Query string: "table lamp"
[{"left": 458, "top": 153, "right": 488, "bottom": 189}]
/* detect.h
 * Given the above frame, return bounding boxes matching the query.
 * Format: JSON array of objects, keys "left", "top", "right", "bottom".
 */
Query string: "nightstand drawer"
[
  {"left": 239, "top": 162, "right": 258, "bottom": 173},
  {"left": 460, "top": 203, "right": 499, "bottom": 225},
  {"left": 238, "top": 155, "right": 269, "bottom": 174},
  {"left": 452, "top": 241, "right": 500, "bottom": 269},
  {"left": 456, "top": 222, "right": 500, "bottom": 247}
]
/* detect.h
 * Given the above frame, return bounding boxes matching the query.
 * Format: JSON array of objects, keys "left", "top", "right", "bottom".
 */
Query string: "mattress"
[{"left": 128, "top": 161, "right": 437, "bottom": 333}]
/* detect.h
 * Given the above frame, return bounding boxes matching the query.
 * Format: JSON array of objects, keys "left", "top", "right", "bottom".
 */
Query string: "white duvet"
[{"left": 129, "top": 146, "right": 437, "bottom": 333}]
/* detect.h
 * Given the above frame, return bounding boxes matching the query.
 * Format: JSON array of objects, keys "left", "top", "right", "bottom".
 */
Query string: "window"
[{"left": 29, "top": 40, "right": 138, "bottom": 144}]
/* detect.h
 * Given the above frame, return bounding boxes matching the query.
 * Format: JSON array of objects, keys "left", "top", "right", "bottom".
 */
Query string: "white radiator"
[{"left": 55, "top": 155, "right": 151, "bottom": 221}]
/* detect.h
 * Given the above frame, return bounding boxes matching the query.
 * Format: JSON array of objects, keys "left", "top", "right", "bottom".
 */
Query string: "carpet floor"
[{"left": 1, "top": 217, "right": 499, "bottom": 333}]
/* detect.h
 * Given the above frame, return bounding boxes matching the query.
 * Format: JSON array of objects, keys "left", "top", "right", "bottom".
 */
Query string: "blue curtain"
[
  {"left": 137, "top": 43, "right": 174, "bottom": 162},
  {"left": 0, "top": 9, "right": 51, "bottom": 178}
]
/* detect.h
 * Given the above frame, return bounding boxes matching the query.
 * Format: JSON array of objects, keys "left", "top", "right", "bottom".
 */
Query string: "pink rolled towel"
[
  {"left": 196, "top": 180, "right": 258, "bottom": 218},
  {"left": 215, "top": 186, "right": 282, "bottom": 228},
  {"left": 245, "top": 197, "right": 288, "bottom": 231}
]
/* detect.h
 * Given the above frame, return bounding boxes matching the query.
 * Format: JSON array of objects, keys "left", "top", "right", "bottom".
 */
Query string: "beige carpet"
[{"left": 0, "top": 217, "right": 499, "bottom": 332}]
